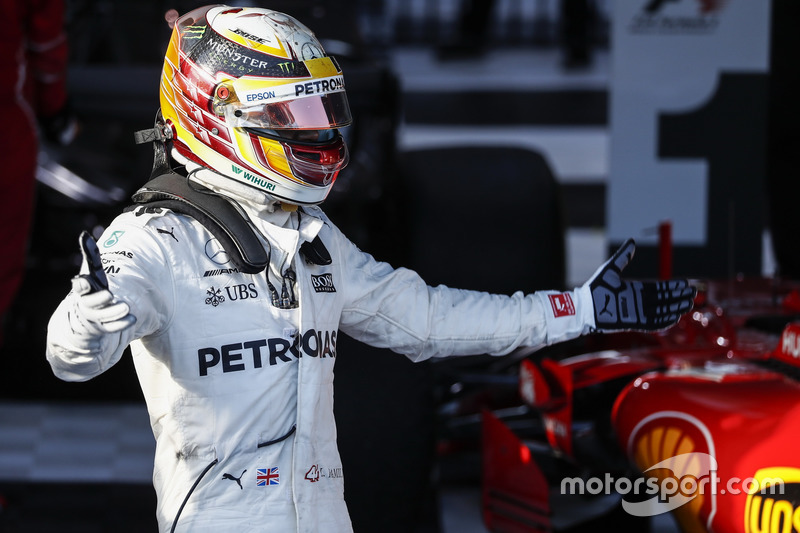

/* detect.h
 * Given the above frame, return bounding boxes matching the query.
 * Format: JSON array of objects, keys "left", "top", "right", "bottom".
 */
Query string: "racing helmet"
[{"left": 160, "top": 5, "right": 352, "bottom": 205}]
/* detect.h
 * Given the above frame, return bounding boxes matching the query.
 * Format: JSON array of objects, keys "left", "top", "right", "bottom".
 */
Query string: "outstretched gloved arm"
[{"left": 46, "top": 232, "right": 136, "bottom": 381}]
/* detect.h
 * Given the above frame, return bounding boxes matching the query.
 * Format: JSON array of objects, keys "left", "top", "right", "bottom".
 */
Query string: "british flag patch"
[{"left": 256, "top": 467, "right": 280, "bottom": 486}]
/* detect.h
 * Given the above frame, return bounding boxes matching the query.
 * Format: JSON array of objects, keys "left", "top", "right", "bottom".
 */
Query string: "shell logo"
[{"left": 627, "top": 412, "right": 717, "bottom": 532}]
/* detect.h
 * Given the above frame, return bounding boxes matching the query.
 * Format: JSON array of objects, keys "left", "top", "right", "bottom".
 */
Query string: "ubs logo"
[
  {"left": 311, "top": 273, "right": 336, "bottom": 293},
  {"left": 205, "top": 238, "right": 230, "bottom": 265},
  {"left": 204, "top": 283, "right": 259, "bottom": 306}
]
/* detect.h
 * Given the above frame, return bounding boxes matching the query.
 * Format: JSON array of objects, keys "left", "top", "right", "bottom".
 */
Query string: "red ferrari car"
[{"left": 473, "top": 277, "right": 800, "bottom": 532}]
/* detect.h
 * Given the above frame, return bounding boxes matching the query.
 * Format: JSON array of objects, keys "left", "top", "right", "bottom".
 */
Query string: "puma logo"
[
  {"left": 222, "top": 469, "right": 247, "bottom": 490},
  {"left": 599, "top": 295, "right": 613, "bottom": 317},
  {"left": 157, "top": 227, "right": 178, "bottom": 242}
]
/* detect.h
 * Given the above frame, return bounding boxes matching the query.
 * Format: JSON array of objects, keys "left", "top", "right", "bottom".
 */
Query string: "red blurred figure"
[{"left": 0, "top": 0, "right": 74, "bottom": 345}]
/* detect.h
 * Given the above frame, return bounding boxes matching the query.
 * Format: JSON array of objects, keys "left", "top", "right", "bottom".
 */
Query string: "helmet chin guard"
[{"left": 158, "top": 5, "right": 353, "bottom": 205}]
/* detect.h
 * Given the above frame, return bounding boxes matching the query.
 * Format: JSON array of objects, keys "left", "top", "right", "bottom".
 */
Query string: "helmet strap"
[{"left": 134, "top": 110, "right": 173, "bottom": 179}]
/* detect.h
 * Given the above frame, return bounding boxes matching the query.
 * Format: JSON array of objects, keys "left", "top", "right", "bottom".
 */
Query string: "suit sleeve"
[{"left": 331, "top": 222, "right": 594, "bottom": 362}]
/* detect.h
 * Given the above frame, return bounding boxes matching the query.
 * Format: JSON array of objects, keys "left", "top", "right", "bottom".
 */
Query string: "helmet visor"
[{"left": 224, "top": 76, "right": 352, "bottom": 130}]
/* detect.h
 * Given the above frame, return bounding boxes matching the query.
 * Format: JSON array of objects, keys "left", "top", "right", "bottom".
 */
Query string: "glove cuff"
[{"left": 533, "top": 286, "right": 596, "bottom": 346}]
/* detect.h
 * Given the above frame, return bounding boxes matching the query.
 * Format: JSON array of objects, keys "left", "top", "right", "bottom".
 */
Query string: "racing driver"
[{"left": 45, "top": 5, "right": 697, "bottom": 532}]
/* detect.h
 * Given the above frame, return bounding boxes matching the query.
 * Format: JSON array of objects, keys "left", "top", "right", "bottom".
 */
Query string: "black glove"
[
  {"left": 67, "top": 232, "right": 135, "bottom": 336},
  {"left": 46, "top": 232, "right": 135, "bottom": 358},
  {"left": 76, "top": 231, "right": 109, "bottom": 293},
  {"left": 586, "top": 239, "right": 696, "bottom": 332}
]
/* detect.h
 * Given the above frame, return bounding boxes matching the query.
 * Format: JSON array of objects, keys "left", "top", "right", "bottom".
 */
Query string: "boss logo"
[{"left": 311, "top": 273, "right": 336, "bottom": 293}]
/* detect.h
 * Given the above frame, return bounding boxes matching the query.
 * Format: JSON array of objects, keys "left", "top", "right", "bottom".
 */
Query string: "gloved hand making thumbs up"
[
  {"left": 68, "top": 231, "right": 136, "bottom": 335},
  {"left": 46, "top": 232, "right": 136, "bottom": 377},
  {"left": 583, "top": 238, "right": 696, "bottom": 332},
  {"left": 537, "top": 238, "right": 696, "bottom": 345}
]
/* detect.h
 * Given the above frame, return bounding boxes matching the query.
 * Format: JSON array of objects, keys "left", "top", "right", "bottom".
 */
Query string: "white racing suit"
[{"left": 46, "top": 192, "right": 594, "bottom": 532}]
